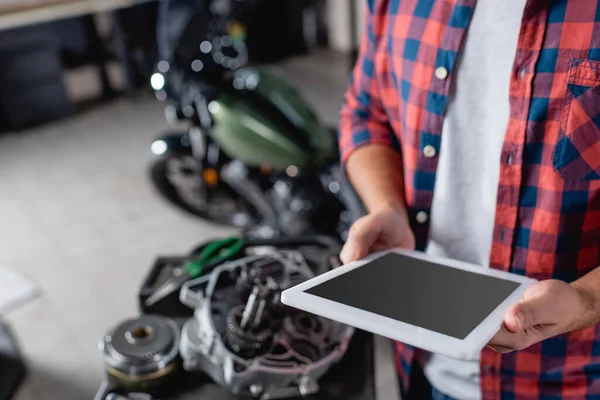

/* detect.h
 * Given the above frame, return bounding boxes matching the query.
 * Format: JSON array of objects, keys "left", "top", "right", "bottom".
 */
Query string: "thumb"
[
  {"left": 504, "top": 300, "right": 542, "bottom": 333},
  {"left": 340, "top": 217, "right": 381, "bottom": 263}
]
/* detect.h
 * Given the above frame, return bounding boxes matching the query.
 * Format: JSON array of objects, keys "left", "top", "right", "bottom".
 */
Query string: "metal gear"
[
  {"left": 225, "top": 305, "right": 273, "bottom": 358},
  {"left": 101, "top": 315, "right": 180, "bottom": 391},
  {"left": 105, "top": 315, "right": 175, "bottom": 362}
]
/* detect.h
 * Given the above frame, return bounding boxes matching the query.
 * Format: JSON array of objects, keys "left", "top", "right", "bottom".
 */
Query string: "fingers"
[
  {"left": 340, "top": 216, "right": 381, "bottom": 264},
  {"left": 489, "top": 322, "right": 552, "bottom": 352},
  {"left": 488, "top": 327, "right": 527, "bottom": 352},
  {"left": 489, "top": 280, "right": 579, "bottom": 353},
  {"left": 486, "top": 344, "right": 515, "bottom": 354}
]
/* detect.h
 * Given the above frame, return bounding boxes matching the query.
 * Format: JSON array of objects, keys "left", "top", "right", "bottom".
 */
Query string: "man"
[{"left": 338, "top": 0, "right": 600, "bottom": 399}]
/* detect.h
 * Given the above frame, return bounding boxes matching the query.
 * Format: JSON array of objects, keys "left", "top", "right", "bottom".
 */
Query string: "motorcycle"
[{"left": 148, "top": 0, "right": 364, "bottom": 239}]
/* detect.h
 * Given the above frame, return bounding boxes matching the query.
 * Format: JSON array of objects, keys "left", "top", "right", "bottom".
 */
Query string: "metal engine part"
[
  {"left": 318, "top": 164, "right": 366, "bottom": 241},
  {"left": 269, "top": 180, "right": 314, "bottom": 237},
  {"left": 179, "top": 251, "right": 354, "bottom": 399},
  {"left": 221, "top": 160, "right": 327, "bottom": 238},
  {"left": 100, "top": 315, "right": 180, "bottom": 392},
  {"left": 220, "top": 160, "right": 278, "bottom": 229}
]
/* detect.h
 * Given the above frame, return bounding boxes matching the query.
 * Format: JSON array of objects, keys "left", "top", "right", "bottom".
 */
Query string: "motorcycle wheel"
[{"left": 149, "top": 155, "right": 259, "bottom": 229}]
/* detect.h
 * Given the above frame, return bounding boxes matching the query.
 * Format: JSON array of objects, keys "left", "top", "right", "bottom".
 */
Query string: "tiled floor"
[{"left": 3, "top": 50, "right": 399, "bottom": 400}]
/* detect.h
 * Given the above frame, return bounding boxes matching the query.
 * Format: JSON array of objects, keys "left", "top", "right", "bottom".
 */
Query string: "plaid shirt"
[{"left": 339, "top": 0, "right": 600, "bottom": 399}]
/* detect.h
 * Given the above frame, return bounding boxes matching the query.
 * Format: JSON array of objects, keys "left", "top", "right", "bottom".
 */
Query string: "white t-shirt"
[{"left": 420, "top": 0, "right": 527, "bottom": 399}]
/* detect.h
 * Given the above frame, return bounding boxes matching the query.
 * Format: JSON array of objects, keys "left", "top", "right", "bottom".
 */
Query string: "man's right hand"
[{"left": 340, "top": 207, "right": 415, "bottom": 264}]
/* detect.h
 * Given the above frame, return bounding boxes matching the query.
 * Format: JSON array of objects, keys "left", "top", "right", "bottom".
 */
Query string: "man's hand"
[
  {"left": 341, "top": 144, "right": 410, "bottom": 265},
  {"left": 488, "top": 279, "right": 599, "bottom": 353},
  {"left": 340, "top": 207, "right": 415, "bottom": 264}
]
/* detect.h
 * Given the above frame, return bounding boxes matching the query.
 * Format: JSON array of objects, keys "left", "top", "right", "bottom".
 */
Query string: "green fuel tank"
[{"left": 207, "top": 70, "right": 335, "bottom": 172}]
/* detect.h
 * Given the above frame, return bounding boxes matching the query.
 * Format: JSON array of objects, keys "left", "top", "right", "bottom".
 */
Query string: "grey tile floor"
[{"left": 3, "top": 50, "right": 399, "bottom": 400}]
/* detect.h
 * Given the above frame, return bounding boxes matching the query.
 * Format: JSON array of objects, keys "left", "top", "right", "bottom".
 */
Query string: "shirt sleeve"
[{"left": 339, "top": 2, "right": 395, "bottom": 165}]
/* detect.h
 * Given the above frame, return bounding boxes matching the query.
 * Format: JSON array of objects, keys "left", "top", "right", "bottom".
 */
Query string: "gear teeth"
[{"left": 225, "top": 305, "right": 273, "bottom": 358}]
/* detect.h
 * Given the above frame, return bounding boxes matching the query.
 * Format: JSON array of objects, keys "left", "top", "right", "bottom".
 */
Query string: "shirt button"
[
  {"left": 435, "top": 66, "right": 449, "bottom": 80},
  {"left": 519, "top": 65, "right": 526, "bottom": 81},
  {"left": 416, "top": 211, "right": 428, "bottom": 224},
  {"left": 423, "top": 145, "right": 437, "bottom": 158},
  {"left": 486, "top": 364, "right": 494, "bottom": 372}
]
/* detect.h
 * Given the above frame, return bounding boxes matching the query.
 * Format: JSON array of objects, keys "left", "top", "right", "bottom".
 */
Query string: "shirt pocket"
[{"left": 553, "top": 59, "right": 600, "bottom": 180}]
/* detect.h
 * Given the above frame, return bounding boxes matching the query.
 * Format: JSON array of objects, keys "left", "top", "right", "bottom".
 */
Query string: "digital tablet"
[{"left": 281, "top": 248, "right": 536, "bottom": 360}]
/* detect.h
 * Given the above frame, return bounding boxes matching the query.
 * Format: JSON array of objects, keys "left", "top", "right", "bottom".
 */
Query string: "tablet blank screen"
[{"left": 304, "top": 253, "right": 520, "bottom": 339}]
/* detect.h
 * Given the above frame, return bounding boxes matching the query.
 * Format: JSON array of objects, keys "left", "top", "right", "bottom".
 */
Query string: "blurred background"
[{"left": 0, "top": 1, "right": 401, "bottom": 399}]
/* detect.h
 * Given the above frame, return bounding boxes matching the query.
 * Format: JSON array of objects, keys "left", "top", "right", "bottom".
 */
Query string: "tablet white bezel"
[{"left": 281, "top": 248, "right": 537, "bottom": 360}]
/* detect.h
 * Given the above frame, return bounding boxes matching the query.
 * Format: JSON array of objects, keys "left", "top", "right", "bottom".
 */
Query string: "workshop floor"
[{"left": 3, "top": 50, "right": 399, "bottom": 400}]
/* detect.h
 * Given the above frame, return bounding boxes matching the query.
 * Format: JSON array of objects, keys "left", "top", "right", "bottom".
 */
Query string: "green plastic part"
[{"left": 183, "top": 237, "right": 245, "bottom": 278}]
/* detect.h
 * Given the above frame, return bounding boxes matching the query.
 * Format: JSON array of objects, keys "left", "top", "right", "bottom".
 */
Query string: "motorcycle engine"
[
  {"left": 179, "top": 250, "right": 354, "bottom": 399},
  {"left": 220, "top": 160, "right": 337, "bottom": 238},
  {"left": 269, "top": 180, "right": 317, "bottom": 237}
]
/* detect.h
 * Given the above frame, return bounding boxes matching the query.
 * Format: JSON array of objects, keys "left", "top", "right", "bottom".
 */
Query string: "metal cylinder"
[{"left": 100, "top": 315, "right": 180, "bottom": 393}]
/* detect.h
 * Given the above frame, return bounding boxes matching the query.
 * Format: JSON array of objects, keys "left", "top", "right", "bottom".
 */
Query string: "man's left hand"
[{"left": 488, "top": 279, "right": 599, "bottom": 353}]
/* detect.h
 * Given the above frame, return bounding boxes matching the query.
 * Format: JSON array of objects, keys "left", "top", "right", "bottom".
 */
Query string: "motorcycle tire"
[{"left": 149, "top": 156, "right": 258, "bottom": 229}]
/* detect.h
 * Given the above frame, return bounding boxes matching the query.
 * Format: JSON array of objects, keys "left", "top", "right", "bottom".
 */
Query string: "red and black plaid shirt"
[{"left": 339, "top": 0, "right": 600, "bottom": 398}]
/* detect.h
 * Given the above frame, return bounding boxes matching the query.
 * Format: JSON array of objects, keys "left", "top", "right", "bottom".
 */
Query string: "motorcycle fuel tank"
[{"left": 208, "top": 69, "right": 335, "bottom": 172}]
